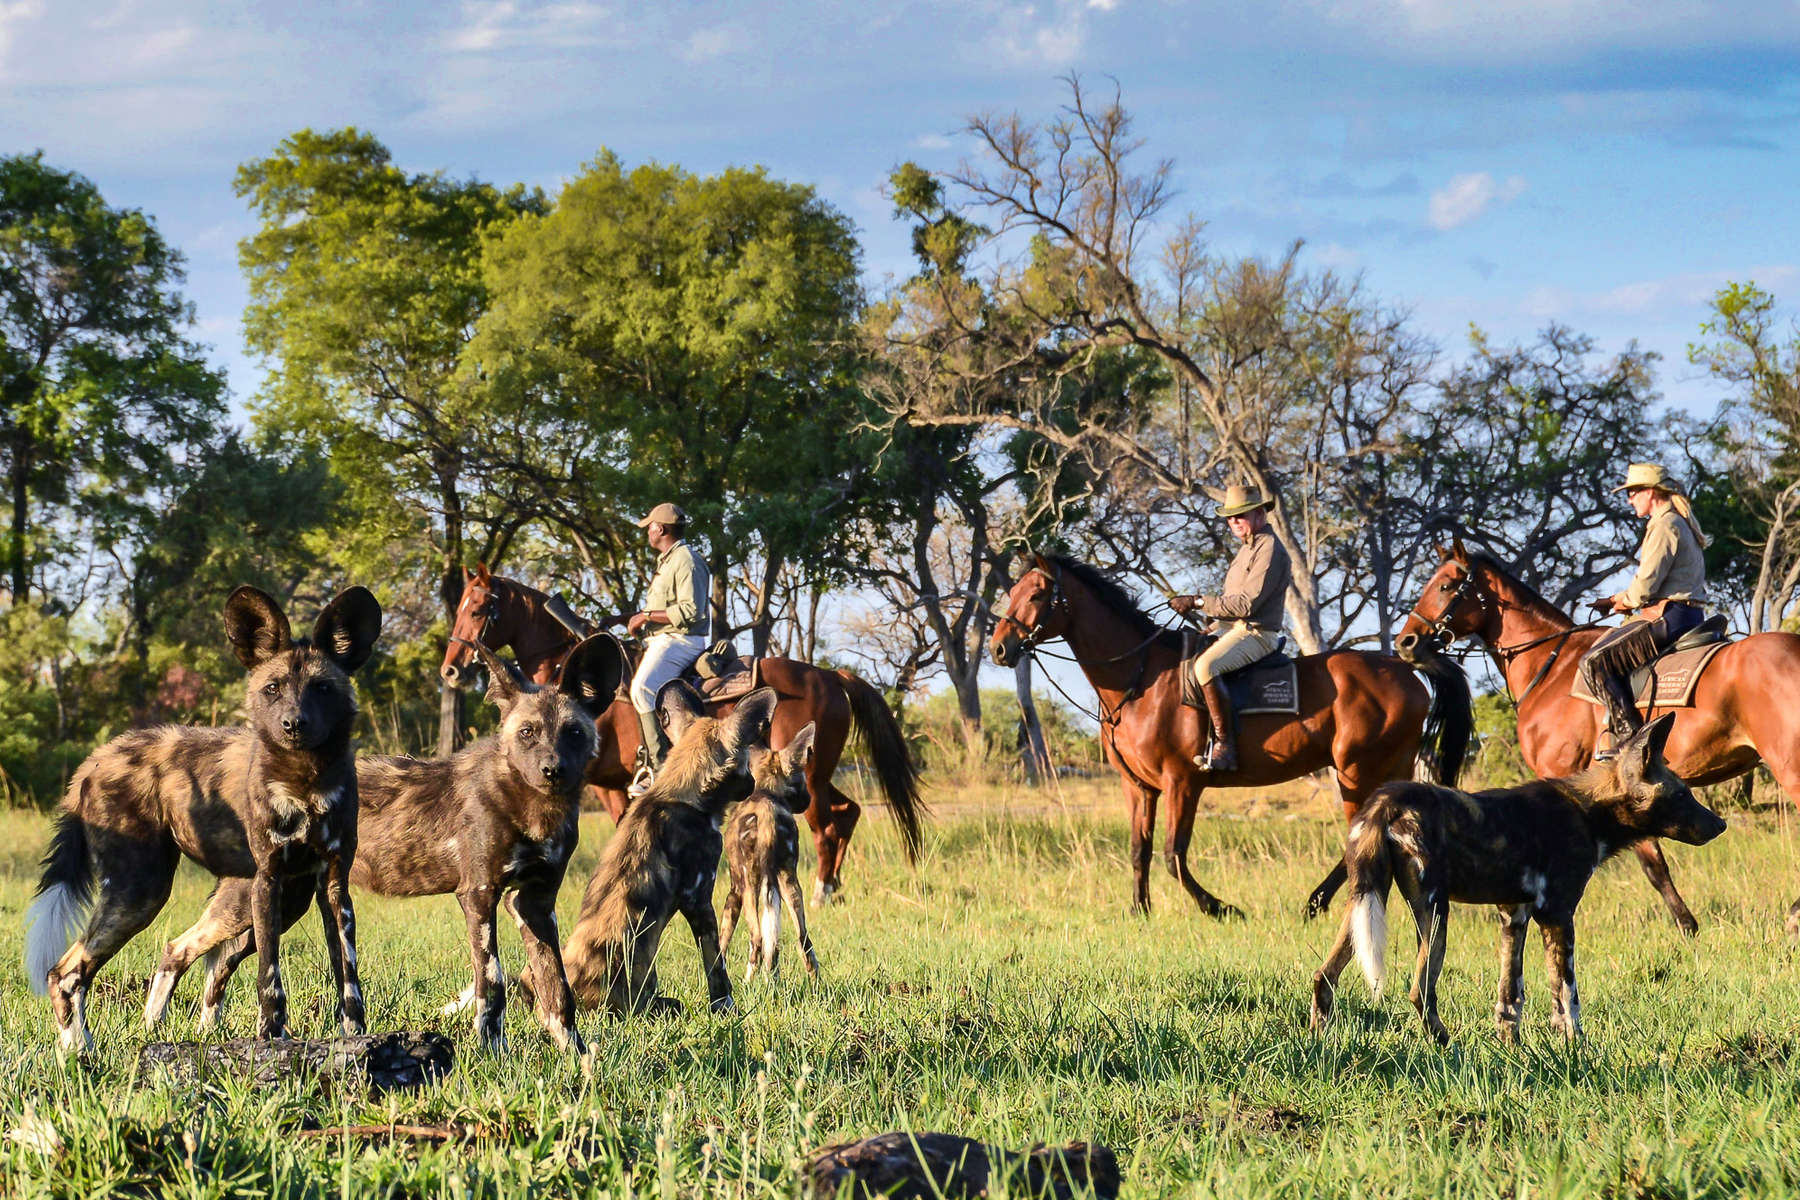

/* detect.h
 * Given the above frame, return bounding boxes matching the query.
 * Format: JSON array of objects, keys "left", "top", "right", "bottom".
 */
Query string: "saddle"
[
  {"left": 1179, "top": 630, "right": 1301, "bottom": 716},
  {"left": 1571, "top": 615, "right": 1732, "bottom": 711},
  {"left": 686, "top": 639, "right": 761, "bottom": 702}
]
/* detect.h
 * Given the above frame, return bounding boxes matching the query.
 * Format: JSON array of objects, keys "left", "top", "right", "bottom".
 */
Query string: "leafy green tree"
[
  {"left": 236, "top": 128, "right": 544, "bottom": 751},
  {"left": 0, "top": 152, "right": 226, "bottom": 606},
  {"left": 467, "top": 151, "right": 870, "bottom": 653}
]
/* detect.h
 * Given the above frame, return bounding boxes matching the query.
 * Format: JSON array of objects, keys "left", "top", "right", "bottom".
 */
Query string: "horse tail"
[
  {"left": 25, "top": 810, "right": 93, "bottom": 995},
  {"left": 835, "top": 670, "right": 927, "bottom": 864},
  {"left": 1345, "top": 812, "right": 1394, "bottom": 997},
  {"left": 1409, "top": 644, "right": 1473, "bottom": 788}
]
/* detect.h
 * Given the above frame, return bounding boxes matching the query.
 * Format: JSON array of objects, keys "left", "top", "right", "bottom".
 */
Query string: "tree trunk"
[
  {"left": 10, "top": 435, "right": 29, "bottom": 606},
  {"left": 1014, "top": 656, "right": 1052, "bottom": 785},
  {"left": 437, "top": 564, "right": 465, "bottom": 756}
]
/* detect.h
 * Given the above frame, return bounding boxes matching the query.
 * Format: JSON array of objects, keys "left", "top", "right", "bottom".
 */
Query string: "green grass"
[{"left": 0, "top": 790, "right": 1798, "bottom": 1197}]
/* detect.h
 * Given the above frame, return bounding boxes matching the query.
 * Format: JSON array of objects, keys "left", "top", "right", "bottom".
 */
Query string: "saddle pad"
[
  {"left": 1180, "top": 630, "right": 1300, "bottom": 715},
  {"left": 696, "top": 658, "right": 761, "bottom": 703},
  {"left": 1570, "top": 639, "right": 1729, "bottom": 711}
]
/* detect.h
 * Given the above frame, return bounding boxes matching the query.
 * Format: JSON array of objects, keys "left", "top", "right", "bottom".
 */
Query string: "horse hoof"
[
  {"left": 1676, "top": 915, "right": 1700, "bottom": 939},
  {"left": 1209, "top": 903, "right": 1246, "bottom": 922}
]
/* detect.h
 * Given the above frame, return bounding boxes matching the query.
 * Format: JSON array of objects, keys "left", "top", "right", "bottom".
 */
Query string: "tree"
[
  {"left": 1687, "top": 282, "right": 1800, "bottom": 632},
  {"left": 236, "top": 128, "right": 544, "bottom": 752},
  {"left": 466, "top": 151, "right": 873, "bottom": 654},
  {"left": 0, "top": 152, "right": 226, "bottom": 607}
]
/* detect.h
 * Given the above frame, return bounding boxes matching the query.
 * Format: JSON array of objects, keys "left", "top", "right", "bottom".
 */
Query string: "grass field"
[{"left": 1, "top": 778, "right": 1798, "bottom": 1198}]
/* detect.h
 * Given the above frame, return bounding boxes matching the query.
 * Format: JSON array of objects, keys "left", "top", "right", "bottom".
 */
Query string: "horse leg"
[
  {"left": 1632, "top": 840, "right": 1698, "bottom": 937},
  {"left": 809, "top": 784, "right": 860, "bottom": 906},
  {"left": 1161, "top": 781, "right": 1241, "bottom": 919},
  {"left": 1125, "top": 779, "right": 1157, "bottom": 915},
  {"left": 1306, "top": 779, "right": 1372, "bottom": 920}
]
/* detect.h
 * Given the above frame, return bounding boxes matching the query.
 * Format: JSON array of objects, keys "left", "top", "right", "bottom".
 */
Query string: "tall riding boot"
[
  {"left": 630, "top": 709, "right": 671, "bottom": 798},
  {"left": 1594, "top": 671, "right": 1643, "bottom": 763},
  {"left": 1194, "top": 680, "right": 1238, "bottom": 774}
]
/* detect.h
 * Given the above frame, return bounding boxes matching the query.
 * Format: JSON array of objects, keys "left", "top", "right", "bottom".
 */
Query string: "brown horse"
[
  {"left": 439, "top": 565, "right": 924, "bottom": 901},
  {"left": 1397, "top": 539, "right": 1800, "bottom": 934},
  {"left": 990, "top": 555, "right": 1471, "bottom": 917}
]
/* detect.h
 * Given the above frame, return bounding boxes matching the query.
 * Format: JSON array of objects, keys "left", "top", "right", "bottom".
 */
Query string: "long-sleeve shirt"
[
  {"left": 1200, "top": 530, "right": 1290, "bottom": 629},
  {"left": 645, "top": 541, "right": 712, "bottom": 637},
  {"left": 1620, "top": 508, "right": 1708, "bottom": 610}
]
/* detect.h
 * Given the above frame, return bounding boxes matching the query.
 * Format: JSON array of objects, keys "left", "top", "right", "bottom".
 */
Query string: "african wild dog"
[
  {"left": 553, "top": 684, "right": 780, "bottom": 1016},
  {"left": 141, "top": 636, "right": 620, "bottom": 1053},
  {"left": 24, "top": 586, "right": 382, "bottom": 1052},
  {"left": 1310, "top": 713, "right": 1725, "bottom": 1043},
  {"left": 720, "top": 723, "right": 821, "bottom": 981}
]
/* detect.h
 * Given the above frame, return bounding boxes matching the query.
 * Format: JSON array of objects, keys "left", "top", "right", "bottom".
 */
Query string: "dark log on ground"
[
  {"left": 138, "top": 1032, "right": 454, "bottom": 1092},
  {"left": 804, "top": 1132, "right": 1121, "bottom": 1200}
]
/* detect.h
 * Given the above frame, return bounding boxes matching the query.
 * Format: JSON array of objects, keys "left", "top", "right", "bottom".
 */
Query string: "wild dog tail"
[
  {"left": 1345, "top": 810, "right": 1395, "bottom": 998},
  {"left": 836, "top": 670, "right": 926, "bottom": 863},
  {"left": 24, "top": 811, "right": 93, "bottom": 995}
]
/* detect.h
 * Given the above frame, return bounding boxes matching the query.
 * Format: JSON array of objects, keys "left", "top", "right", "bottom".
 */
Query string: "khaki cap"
[
  {"left": 635, "top": 502, "right": 688, "bottom": 528},
  {"left": 1216, "top": 483, "right": 1275, "bottom": 518},
  {"left": 1612, "top": 463, "right": 1683, "bottom": 495}
]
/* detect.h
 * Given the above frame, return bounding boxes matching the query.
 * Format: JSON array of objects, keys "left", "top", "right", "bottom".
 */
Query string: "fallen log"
[
  {"left": 804, "top": 1132, "right": 1121, "bottom": 1200},
  {"left": 137, "top": 1031, "right": 454, "bottom": 1093}
]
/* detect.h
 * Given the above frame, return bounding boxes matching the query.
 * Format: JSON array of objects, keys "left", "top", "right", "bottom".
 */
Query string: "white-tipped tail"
[
  {"left": 1350, "top": 892, "right": 1388, "bottom": 997},
  {"left": 23, "top": 884, "right": 87, "bottom": 996},
  {"left": 760, "top": 884, "right": 782, "bottom": 961}
]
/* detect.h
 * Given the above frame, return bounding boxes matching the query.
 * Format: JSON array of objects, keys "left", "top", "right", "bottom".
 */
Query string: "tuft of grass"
[{"left": 0, "top": 791, "right": 1796, "bottom": 1197}]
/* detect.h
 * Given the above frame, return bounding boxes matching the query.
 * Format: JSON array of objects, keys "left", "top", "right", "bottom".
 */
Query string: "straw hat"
[
  {"left": 1216, "top": 483, "right": 1276, "bottom": 518},
  {"left": 635, "top": 502, "right": 689, "bottom": 528},
  {"left": 1611, "top": 463, "right": 1684, "bottom": 495}
]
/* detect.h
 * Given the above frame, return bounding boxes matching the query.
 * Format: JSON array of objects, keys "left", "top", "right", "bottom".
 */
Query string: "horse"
[
  {"left": 438, "top": 564, "right": 925, "bottom": 901},
  {"left": 990, "top": 554, "right": 1471, "bottom": 917},
  {"left": 1397, "top": 539, "right": 1800, "bottom": 935}
]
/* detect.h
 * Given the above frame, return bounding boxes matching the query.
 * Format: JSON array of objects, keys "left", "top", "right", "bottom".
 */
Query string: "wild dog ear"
[
  {"left": 558, "top": 634, "right": 623, "bottom": 719},
  {"left": 459, "top": 637, "right": 528, "bottom": 711},
  {"left": 1618, "top": 712, "right": 1677, "bottom": 789},
  {"left": 658, "top": 679, "right": 708, "bottom": 745},
  {"left": 782, "top": 721, "right": 818, "bottom": 777},
  {"left": 224, "top": 585, "right": 293, "bottom": 670},
  {"left": 312, "top": 586, "right": 382, "bottom": 674},
  {"left": 722, "top": 687, "right": 780, "bottom": 759}
]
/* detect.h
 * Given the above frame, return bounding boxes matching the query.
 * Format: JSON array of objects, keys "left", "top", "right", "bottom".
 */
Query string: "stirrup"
[{"left": 627, "top": 765, "right": 655, "bottom": 799}]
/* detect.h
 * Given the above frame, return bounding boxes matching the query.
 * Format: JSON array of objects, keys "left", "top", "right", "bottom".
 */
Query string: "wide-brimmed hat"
[
  {"left": 1216, "top": 483, "right": 1275, "bottom": 518},
  {"left": 1612, "top": 463, "right": 1684, "bottom": 495},
  {"left": 635, "top": 502, "right": 688, "bottom": 528}
]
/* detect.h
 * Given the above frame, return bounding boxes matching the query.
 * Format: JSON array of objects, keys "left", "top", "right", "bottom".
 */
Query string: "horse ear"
[
  {"left": 1435, "top": 541, "right": 1452, "bottom": 562},
  {"left": 463, "top": 565, "right": 475, "bottom": 582},
  {"left": 476, "top": 561, "right": 491, "bottom": 584},
  {"left": 1032, "top": 552, "right": 1053, "bottom": 574},
  {"left": 1451, "top": 537, "right": 1469, "bottom": 562}
]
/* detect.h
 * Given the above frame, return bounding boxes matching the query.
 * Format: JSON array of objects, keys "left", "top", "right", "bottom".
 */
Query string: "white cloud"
[
  {"left": 0, "top": 0, "right": 44, "bottom": 75},
  {"left": 682, "top": 26, "right": 734, "bottom": 62},
  {"left": 989, "top": 3, "right": 1088, "bottom": 68},
  {"left": 441, "top": 1, "right": 616, "bottom": 55},
  {"left": 911, "top": 132, "right": 953, "bottom": 150},
  {"left": 1427, "top": 172, "right": 1525, "bottom": 231},
  {"left": 1087, "top": 0, "right": 1121, "bottom": 9},
  {"left": 1521, "top": 264, "right": 1800, "bottom": 321}
]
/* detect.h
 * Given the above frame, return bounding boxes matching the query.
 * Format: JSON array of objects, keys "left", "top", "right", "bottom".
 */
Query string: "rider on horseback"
[
  {"left": 618, "top": 502, "right": 712, "bottom": 796},
  {"left": 1169, "top": 483, "right": 1292, "bottom": 773},
  {"left": 1578, "top": 463, "right": 1710, "bottom": 762}
]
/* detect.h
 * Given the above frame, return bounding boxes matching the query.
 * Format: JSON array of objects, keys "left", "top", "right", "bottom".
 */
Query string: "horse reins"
[{"left": 1410, "top": 566, "right": 1603, "bottom": 706}]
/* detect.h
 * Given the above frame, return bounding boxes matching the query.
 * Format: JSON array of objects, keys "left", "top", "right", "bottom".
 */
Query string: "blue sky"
[{"left": 6, "top": 0, "right": 1798, "bottom": 417}]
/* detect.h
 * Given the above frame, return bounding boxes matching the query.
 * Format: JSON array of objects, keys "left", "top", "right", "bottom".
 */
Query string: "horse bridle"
[
  {"left": 1002, "top": 565, "right": 1071, "bottom": 652},
  {"left": 1408, "top": 565, "right": 1488, "bottom": 643}
]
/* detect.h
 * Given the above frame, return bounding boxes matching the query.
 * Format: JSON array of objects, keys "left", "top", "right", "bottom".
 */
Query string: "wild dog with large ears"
[
  {"left": 556, "top": 685, "right": 781, "bottom": 1015},
  {"left": 145, "top": 634, "right": 622, "bottom": 1054},
  {"left": 26, "top": 585, "right": 381, "bottom": 1052},
  {"left": 720, "top": 721, "right": 821, "bottom": 981}
]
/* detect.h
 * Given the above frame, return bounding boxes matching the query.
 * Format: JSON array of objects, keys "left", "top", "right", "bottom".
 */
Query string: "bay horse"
[
  {"left": 439, "top": 564, "right": 924, "bottom": 901},
  {"left": 990, "top": 555, "right": 1471, "bottom": 917},
  {"left": 1397, "top": 539, "right": 1800, "bottom": 935}
]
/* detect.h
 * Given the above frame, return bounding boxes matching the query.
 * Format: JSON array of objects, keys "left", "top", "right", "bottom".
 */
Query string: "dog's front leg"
[
  {"left": 250, "top": 869, "right": 289, "bottom": 1039},
  {"left": 456, "top": 887, "right": 507, "bottom": 1048},
  {"left": 317, "top": 855, "right": 366, "bottom": 1036},
  {"left": 1542, "top": 921, "right": 1581, "bottom": 1039},
  {"left": 1493, "top": 904, "right": 1530, "bottom": 1042},
  {"left": 681, "top": 897, "right": 735, "bottom": 1014},
  {"left": 511, "top": 886, "right": 584, "bottom": 1054}
]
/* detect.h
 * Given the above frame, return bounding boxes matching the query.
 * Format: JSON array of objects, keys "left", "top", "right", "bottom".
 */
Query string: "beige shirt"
[
  {"left": 645, "top": 540, "right": 712, "bottom": 637},
  {"left": 1201, "top": 530, "right": 1290, "bottom": 629},
  {"left": 1621, "top": 507, "right": 1708, "bottom": 610}
]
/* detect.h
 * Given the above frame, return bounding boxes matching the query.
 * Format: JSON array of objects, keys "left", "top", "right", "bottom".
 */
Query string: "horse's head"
[
  {"left": 990, "top": 555, "right": 1070, "bottom": 668},
  {"left": 441, "top": 562, "right": 502, "bottom": 688},
  {"left": 1396, "top": 539, "right": 1495, "bottom": 657}
]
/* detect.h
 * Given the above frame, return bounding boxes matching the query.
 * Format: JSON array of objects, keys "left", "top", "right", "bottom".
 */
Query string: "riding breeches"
[
  {"left": 1191, "top": 625, "right": 1281, "bottom": 686},
  {"left": 630, "top": 632, "right": 709, "bottom": 712},
  {"left": 1577, "top": 602, "right": 1707, "bottom": 721}
]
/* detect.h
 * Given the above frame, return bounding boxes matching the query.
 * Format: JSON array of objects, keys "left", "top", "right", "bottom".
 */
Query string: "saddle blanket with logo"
[
  {"left": 1180, "top": 631, "right": 1300, "bottom": 715},
  {"left": 1570, "top": 639, "right": 1730, "bottom": 711}
]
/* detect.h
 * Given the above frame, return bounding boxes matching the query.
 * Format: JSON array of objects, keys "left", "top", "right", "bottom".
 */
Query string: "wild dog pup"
[
  {"left": 143, "top": 636, "right": 620, "bottom": 1053},
  {"left": 720, "top": 723, "right": 820, "bottom": 981},
  {"left": 25, "top": 586, "right": 382, "bottom": 1052},
  {"left": 1310, "top": 714, "right": 1725, "bottom": 1044},
  {"left": 556, "top": 684, "right": 780, "bottom": 1016}
]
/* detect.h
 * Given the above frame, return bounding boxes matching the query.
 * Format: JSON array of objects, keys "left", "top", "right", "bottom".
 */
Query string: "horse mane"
[
  {"left": 1047, "top": 556, "right": 1183, "bottom": 649},
  {"left": 1463, "top": 551, "right": 1574, "bottom": 625}
]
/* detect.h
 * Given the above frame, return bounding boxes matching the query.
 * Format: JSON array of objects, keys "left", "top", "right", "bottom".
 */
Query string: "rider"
[
  {"left": 1578, "top": 462, "right": 1709, "bottom": 762},
  {"left": 1169, "top": 483, "right": 1292, "bottom": 773},
  {"left": 620, "top": 502, "right": 712, "bottom": 794}
]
